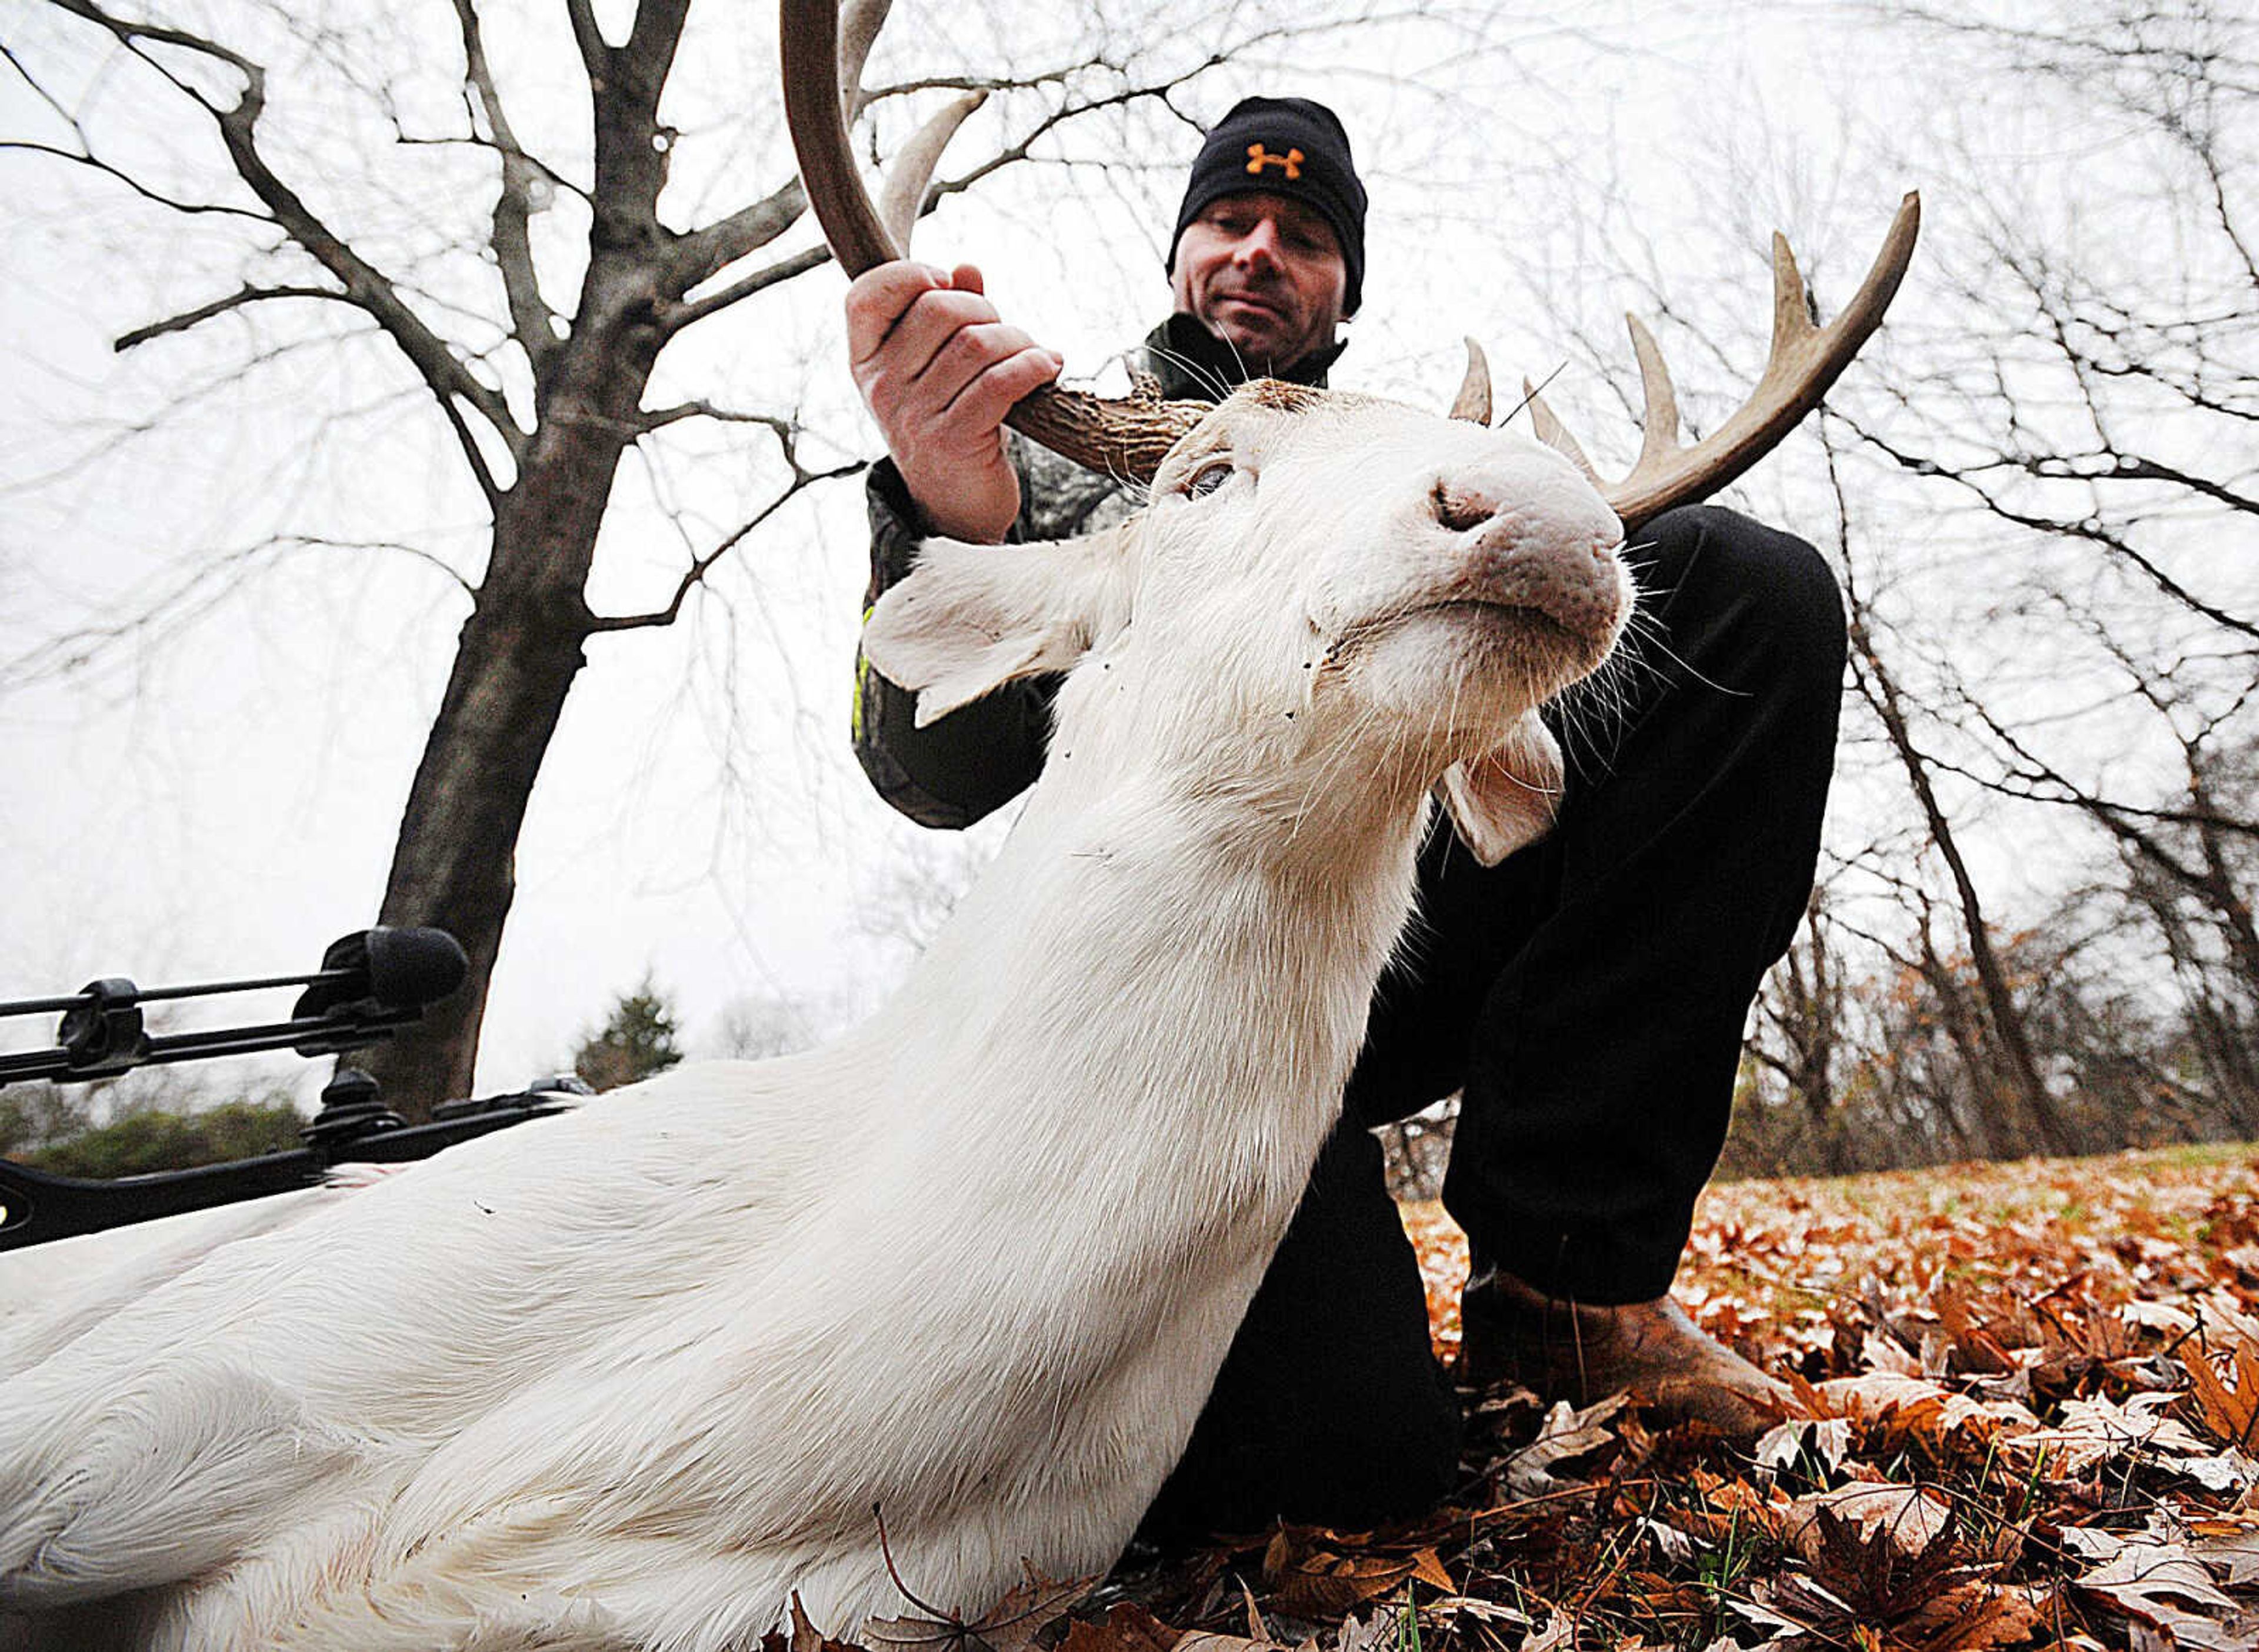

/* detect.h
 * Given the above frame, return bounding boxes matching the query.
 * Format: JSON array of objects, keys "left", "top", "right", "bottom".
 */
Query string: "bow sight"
[{"left": 0, "top": 928, "right": 584, "bottom": 1250}]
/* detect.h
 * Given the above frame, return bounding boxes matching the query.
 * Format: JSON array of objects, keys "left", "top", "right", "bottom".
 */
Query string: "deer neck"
[{"left": 878, "top": 695, "right": 1432, "bottom": 1230}]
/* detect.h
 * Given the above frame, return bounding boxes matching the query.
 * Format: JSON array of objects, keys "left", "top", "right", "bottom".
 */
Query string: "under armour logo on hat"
[{"left": 1245, "top": 143, "right": 1303, "bottom": 179}]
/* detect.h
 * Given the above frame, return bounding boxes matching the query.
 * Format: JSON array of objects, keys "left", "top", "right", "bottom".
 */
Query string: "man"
[{"left": 844, "top": 98, "right": 1844, "bottom": 1536}]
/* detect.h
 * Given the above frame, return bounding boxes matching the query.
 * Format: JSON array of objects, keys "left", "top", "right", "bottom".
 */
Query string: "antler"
[
  {"left": 1526, "top": 194, "right": 1921, "bottom": 533},
  {"left": 1449, "top": 338, "right": 1492, "bottom": 425},
  {"left": 781, "top": 0, "right": 1211, "bottom": 481}
]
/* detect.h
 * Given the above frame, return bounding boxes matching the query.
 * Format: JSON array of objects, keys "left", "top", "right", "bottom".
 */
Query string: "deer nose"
[{"left": 1429, "top": 474, "right": 1627, "bottom": 642}]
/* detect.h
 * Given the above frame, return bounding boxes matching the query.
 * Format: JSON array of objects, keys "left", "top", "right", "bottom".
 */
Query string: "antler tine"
[
  {"left": 837, "top": 0, "right": 890, "bottom": 124},
  {"left": 1534, "top": 193, "right": 1920, "bottom": 533},
  {"left": 877, "top": 89, "right": 986, "bottom": 253},
  {"left": 781, "top": 0, "right": 1211, "bottom": 481},
  {"left": 1625, "top": 315, "right": 1682, "bottom": 470},
  {"left": 1450, "top": 338, "right": 1492, "bottom": 425},
  {"left": 1523, "top": 379, "right": 1601, "bottom": 488},
  {"left": 1766, "top": 231, "right": 1816, "bottom": 374}
]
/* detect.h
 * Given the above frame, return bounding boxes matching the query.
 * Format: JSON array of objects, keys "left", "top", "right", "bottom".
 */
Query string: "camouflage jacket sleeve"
[{"left": 851, "top": 455, "right": 1058, "bottom": 831}]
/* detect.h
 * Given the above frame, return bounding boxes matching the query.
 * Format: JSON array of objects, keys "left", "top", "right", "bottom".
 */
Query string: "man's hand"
[{"left": 845, "top": 262, "right": 1064, "bottom": 545}]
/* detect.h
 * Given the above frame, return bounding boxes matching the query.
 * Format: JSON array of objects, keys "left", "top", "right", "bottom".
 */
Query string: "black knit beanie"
[{"left": 1168, "top": 96, "right": 1367, "bottom": 316}]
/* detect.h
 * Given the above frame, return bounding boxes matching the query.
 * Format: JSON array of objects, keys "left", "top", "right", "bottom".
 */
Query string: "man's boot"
[{"left": 1458, "top": 1265, "right": 1795, "bottom": 1439}]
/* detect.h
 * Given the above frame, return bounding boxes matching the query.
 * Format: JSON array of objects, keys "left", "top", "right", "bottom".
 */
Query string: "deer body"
[{"left": 0, "top": 388, "right": 1626, "bottom": 1651}]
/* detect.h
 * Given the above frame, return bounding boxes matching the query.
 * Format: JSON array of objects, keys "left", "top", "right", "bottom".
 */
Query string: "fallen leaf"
[
  {"left": 2187, "top": 1520, "right": 2259, "bottom": 1586},
  {"left": 1634, "top": 1517, "right": 1695, "bottom": 1563},
  {"left": 1863, "top": 1327, "right": 1925, "bottom": 1377},
  {"left": 2004, "top": 1391, "right": 2213, "bottom": 1474},
  {"left": 1417, "top": 1596, "right": 1532, "bottom": 1628},
  {"left": 2180, "top": 1331, "right": 2259, "bottom": 1447},
  {"left": 763, "top": 1594, "right": 865, "bottom": 1652},
  {"left": 1811, "top": 1372, "right": 2037, "bottom": 1442},
  {"left": 2074, "top": 1538, "right": 2240, "bottom": 1614},
  {"left": 1405, "top": 1548, "right": 1454, "bottom": 1594},
  {"left": 2180, "top": 1451, "right": 2259, "bottom": 1493},
  {"left": 1500, "top": 1394, "right": 1625, "bottom": 1497},
  {"left": 1260, "top": 1542, "right": 1417, "bottom": 1619},
  {"left": 1892, "top": 1582, "right": 2044, "bottom": 1651},
  {"left": 1754, "top": 1416, "right": 1853, "bottom": 1477},
  {"left": 1058, "top": 1605, "right": 1192, "bottom": 1652},
  {"left": 1785, "top": 1483, "right": 1954, "bottom": 1567}
]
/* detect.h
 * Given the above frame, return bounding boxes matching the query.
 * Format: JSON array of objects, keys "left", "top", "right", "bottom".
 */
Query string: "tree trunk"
[
  {"left": 358, "top": 279, "right": 662, "bottom": 1118},
  {"left": 361, "top": 594, "right": 591, "bottom": 1113},
  {"left": 1851, "top": 613, "right": 2076, "bottom": 1157}
]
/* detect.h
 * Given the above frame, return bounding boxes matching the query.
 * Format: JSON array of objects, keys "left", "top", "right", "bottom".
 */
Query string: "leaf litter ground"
[{"left": 788, "top": 1143, "right": 2259, "bottom": 1652}]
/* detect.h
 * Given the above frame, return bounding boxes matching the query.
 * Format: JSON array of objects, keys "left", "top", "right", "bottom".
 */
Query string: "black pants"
[{"left": 1140, "top": 505, "right": 1848, "bottom": 1538}]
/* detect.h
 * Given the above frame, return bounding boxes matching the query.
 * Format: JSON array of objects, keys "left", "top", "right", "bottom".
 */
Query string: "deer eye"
[{"left": 1184, "top": 459, "right": 1234, "bottom": 498}]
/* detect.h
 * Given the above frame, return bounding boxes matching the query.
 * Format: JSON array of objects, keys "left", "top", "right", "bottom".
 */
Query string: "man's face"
[{"left": 1170, "top": 192, "right": 1349, "bottom": 374}]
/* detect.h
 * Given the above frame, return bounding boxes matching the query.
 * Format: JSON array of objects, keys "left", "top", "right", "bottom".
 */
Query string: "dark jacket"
[{"left": 851, "top": 315, "right": 1345, "bottom": 828}]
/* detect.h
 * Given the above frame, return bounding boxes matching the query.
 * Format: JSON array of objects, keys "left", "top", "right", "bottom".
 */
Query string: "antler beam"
[{"left": 780, "top": 0, "right": 1210, "bottom": 481}]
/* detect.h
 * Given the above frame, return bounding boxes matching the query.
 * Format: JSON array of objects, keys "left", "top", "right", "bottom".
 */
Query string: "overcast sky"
[{"left": 1, "top": 0, "right": 2239, "bottom": 1104}]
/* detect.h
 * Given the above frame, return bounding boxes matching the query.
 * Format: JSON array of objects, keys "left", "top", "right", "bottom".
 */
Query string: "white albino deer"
[{"left": 0, "top": 6, "right": 1915, "bottom": 1647}]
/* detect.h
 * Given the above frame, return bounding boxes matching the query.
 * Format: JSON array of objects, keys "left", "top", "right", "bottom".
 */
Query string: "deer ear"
[
  {"left": 861, "top": 528, "right": 1135, "bottom": 728},
  {"left": 1436, "top": 712, "right": 1564, "bottom": 865}
]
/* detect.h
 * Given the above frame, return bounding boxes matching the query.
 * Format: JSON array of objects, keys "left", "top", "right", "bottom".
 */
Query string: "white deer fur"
[{"left": 0, "top": 383, "right": 1627, "bottom": 1652}]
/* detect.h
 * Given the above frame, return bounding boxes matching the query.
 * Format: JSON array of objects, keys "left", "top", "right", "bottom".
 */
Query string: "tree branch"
[
  {"left": 50, "top": 0, "right": 258, "bottom": 91},
  {"left": 668, "top": 244, "right": 831, "bottom": 330},
  {"left": 667, "top": 41, "right": 1288, "bottom": 333},
  {"left": 629, "top": 402, "right": 795, "bottom": 437},
  {"left": 1850, "top": 420, "right": 2259, "bottom": 643},
  {"left": 47, "top": 0, "right": 528, "bottom": 483},
  {"left": 588, "top": 448, "right": 866, "bottom": 634},
  {"left": 450, "top": 0, "right": 559, "bottom": 382},
  {"left": 664, "top": 177, "right": 807, "bottom": 305},
  {"left": 114, "top": 283, "right": 348, "bottom": 351},
  {"left": 621, "top": 0, "right": 694, "bottom": 91},
  {"left": 0, "top": 532, "right": 471, "bottom": 691},
  {"left": 0, "top": 139, "right": 271, "bottom": 222},
  {"left": 1914, "top": 726, "right": 2259, "bottom": 847},
  {"left": 564, "top": 0, "right": 608, "bottom": 81},
  {"left": 2010, "top": 450, "right": 2259, "bottom": 517},
  {"left": 585, "top": 0, "right": 693, "bottom": 245},
  {"left": 212, "top": 90, "right": 524, "bottom": 455}
]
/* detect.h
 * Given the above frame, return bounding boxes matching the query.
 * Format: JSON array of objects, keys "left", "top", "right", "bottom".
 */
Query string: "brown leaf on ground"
[
  {"left": 2180, "top": 1328, "right": 2259, "bottom": 1448},
  {"left": 1058, "top": 1604, "right": 1192, "bottom": 1652},
  {"left": 2188, "top": 1519, "right": 2259, "bottom": 1585},
  {"left": 1784, "top": 1483, "right": 1954, "bottom": 1567},
  {"left": 2067, "top": 1531, "right": 2259, "bottom": 1647},
  {"left": 1405, "top": 1548, "right": 1455, "bottom": 1593},
  {"left": 1888, "top": 1581, "right": 2047, "bottom": 1652},
  {"left": 764, "top": 1594, "right": 867, "bottom": 1652},
  {"left": 2002, "top": 1391, "right": 2214, "bottom": 1474},
  {"left": 1498, "top": 1394, "right": 1626, "bottom": 1497},
  {"left": 1328, "top": 1148, "right": 2259, "bottom": 1651},
  {"left": 1807, "top": 1371, "right": 2040, "bottom": 1448},
  {"left": 1258, "top": 1530, "right": 1419, "bottom": 1619}
]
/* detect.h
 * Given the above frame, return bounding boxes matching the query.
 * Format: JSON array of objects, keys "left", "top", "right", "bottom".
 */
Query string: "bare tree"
[
  {"left": 1844, "top": 585, "right": 2077, "bottom": 1155},
  {"left": 1817, "top": 0, "right": 2259, "bottom": 1154},
  {"left": 1, "top": 0, "right": 1374, "bottom": 1115}
]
